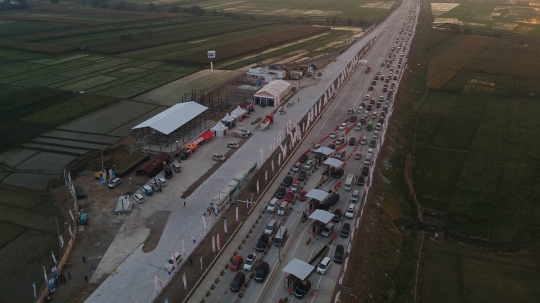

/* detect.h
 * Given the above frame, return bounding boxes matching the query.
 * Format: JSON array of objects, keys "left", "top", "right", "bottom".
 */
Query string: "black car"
[
  {"left": 378, "top": 117, "right": 385, "bottom": 124},
  {"left": 294, "top": 279, "right": 312, "bottom": 298},
  {"left": 297, "top": 170, "right": 307, "bottom": 181},
  {"left": 361, "top": 166, "right": 369, "bottom": 176},
  {"left": 370, "top": 99, "right": 376, "bottom": 105},
  {"left": 371, "top": 80, "right": 376, "bottom": 85},
  {"left": 282, "top": 176, "right": 293, "bottom": 187},
  {"left": 327, "top": 192, "right": 340, "bottom": 205},
  {"left": 349, "top": 137, "right": 356, "bottom": 146},
  {"left": 366, "top": 105, "right": 373, "bottom": 111},
  {"left": 368, "top": 86, "right": 374, "bottom": 91},
  {"left": 332, "top": 209, "right": 342, "bottom": 222},
  {"left": 334, "top": 245, "right": 344, "bottom": 263},
  {"left": 361, "top": 102, "right": 366, "bottom": 108},
  {"left": 360, "top": 118, "right": 366, "bottom": 125},
  {"left": 255, "top": 234, "right": 269, "bottom": 252},
  {"left": 332, "top": 168, "right": 344, "bottom": 178},
  {"left": 349, "top": 115, "right": 357, "bottom": 122},
  {"left": 327, "top": 143, "right": 336, "bottom": 150},
  {"left": 382, "top": 106, "right": 388, "bottom": 113},
  {"left": 254, "top": 262, "right": 270, "bottom": 282},
  {"left": 357, "top": 175, "right": 365, "bottom": 186},
  {"left": 276, "top": 186, "right": 286, "bottom": 199},
  {"left": 299, "top": 154, "right": 308, "bottom": 163},
  {"left": 180, "top": 150, "right": 191, "bottom": 160},
  {"left": 340, "top": 223, "right": 350, "bottom": 237},
  {"left": 376, "top": 102, "right": 382, "bottom": 108},
  {"left": 369, "top": 139, "right": 377, "bottom": 147}
]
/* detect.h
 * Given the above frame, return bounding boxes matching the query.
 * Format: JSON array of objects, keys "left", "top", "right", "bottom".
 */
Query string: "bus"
[{"left": 367, "top": 120, "right": 373, "bottom": 131}]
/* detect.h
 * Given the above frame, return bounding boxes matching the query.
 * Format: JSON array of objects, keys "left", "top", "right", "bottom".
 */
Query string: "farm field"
[{"left": 422, "top": 239, "right": 540, "bottom": 303}]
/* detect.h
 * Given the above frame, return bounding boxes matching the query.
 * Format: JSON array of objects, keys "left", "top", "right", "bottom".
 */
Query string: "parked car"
[
  {"left": 282, "top": 176, "right": 293, "bottom": 187},
  {"left": 354, "top": 151, "right": 362, "bottom": 160},
  {"left": 266, "top": 198, "right": 279, "bottom": 213},
  {"left": 317, "top": 257, "right": 332, "bottom": 275},
  {"left": 297, "top": 170, "right": 307, "bottom": 181},
  {"left": 152, "top": 177, "right": 168, "bottom": 187},
  {"left": 373, "top": 131, "right": 380, "bottom": 139},
  {"left": 330, "top": 131, "right": 338, "bottom": 139},
  {"left": 327, "top": 192, "right": 340, "bottom": 205},
  {"left": 108, "top": 177, "right": 122, "bottom": 189},
  {"left": 304, "top": 160, "right": 313, "bottom": 170},
  {"left": 243, "top": 253, "right": 257, "bottom": 271},
  {"left": 276, "top": 187, "right": 286, "bottom": 199},
  {"left": 349, "top": 137, "right": 356, "bottom": 146},
  {"left": 362, "top": 166, "right": 369, "bottom": 176},
  {"left": 331, "top": 168, "right": 344, "bottom": 178},
  {"left": 299, "top": 154, "right": 308, "bottom": 163},
  {"left": 336, "top": 136, "right": 345, "bottom": 145},
  {"left": 311, "top": 145, "right": 321, "bottom": 153},
  {"left": 338, "top": 123, "right": 347, "bottom": 130},
  {"left": 230, "top": 255, "right": 243, "bottom": 271},
  {"left": 254, "top": 262, "right": 270, "bottom": 282},
  {"left": 335, "top": 150, "right": 346, "bottom": 159},
  {"left": 327, "top": 143, "right": 336, "bottom": 150},
  {"left": 133, "top": 193, "right": 145, "bottom": 204},
  {"left": 361, "top": 137, "right": 367, "bottom": 145},
  {"left": 298, "top": 190, "right": 307, "bottom": 201},
  {"left": 332, "top": 209, "right": 343, "bottom": 222},
  {"left": 256, "top": 234, "right": 269, "bottom": 252},
  {"left": 349, "top": 115, "right": 357, "bottom": 122},
  {"left": 292, "top": 162, "right": 301, "bottom": 172},
  {"left": 290, "top": 180, "right": 300, "bottom": 192},
  {"left": 294, "top": 280, "right": 312, "bottom": 298},
  {"left": 212, "top": 154, "right": 226, "bottom": 161},
  {"left": 357, "top": 175, "right": 365, "bottom": 186},
  {"left": 227, "top": 142, "right": 239, "bottom": 148},
  {"left": 369, "top": 139, "right": 377, "bottom": 147},
  {"left": 345, "top": 204, "right": 356, "bottom": 219}
]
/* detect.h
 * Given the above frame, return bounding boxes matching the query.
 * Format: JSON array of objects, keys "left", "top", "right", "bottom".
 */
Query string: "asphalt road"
[{"left": 189, "top": 1, "right": 420, "bottom": 302}]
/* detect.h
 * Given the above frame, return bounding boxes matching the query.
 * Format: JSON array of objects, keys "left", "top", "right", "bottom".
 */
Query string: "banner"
[
  {"left": 154, "top": 273, "right": 162, "bottom": 294},
  {"left": 217, "top": 234, "right": 221, "bottom": 251},
  {"left": 265, "top": 170, "right": 268, "bottom": 182},
  {"left": 235, "top": 207, "right": 238, "bottom": 222},
  {"left": 224, "top": 219, "right": 228, "bottom": 237},
  {"left": 271, "top": 160, "right": 275, "bottom": 173},
  {"left": 200, "top": 256, "right": 203, "bottom": 274},
  {"left": 212, "top": 236, "right": 215, "bottom": 253},
  {"left": 51, "top": 251, "right": 57, "bottom": 265},
  {"left": 202, "top": 215, "right": 207, "bottom": 232},
  {"left": 43, "top": 266, "right": 47, "bottom": 283},
  {"left": 182, "top": 240, "right": 185, "bottom": 256},
  {"left": 33, "top": 282, "right": 36, "bottom": 300},
  {"left": 183, "top": 272, "right": 187, "bottom": 290},
  {"left": 257, "top": 180, "right": 260, "bottom": 194}
]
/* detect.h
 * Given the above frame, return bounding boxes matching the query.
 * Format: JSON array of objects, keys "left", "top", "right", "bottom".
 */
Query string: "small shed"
[
  {"left": 231, "top": 105, "right": 247, "bottom": 122},
  {"left": 137, "top": 153, "right": 170, "bottom": 178},
  {"left": 211, "top": 122, "right": 227, "bottom": 137},
  {"left": 221, "top": 113, "right": 236, "bottom": 129},
  {"left": 253, "top": 80, "right": 292, "bottom": 107}
]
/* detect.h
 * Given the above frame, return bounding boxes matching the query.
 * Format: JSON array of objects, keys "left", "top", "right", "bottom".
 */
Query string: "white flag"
[
  {"left": 257, "top": 180, "right": 260, "bottom": 194},
  {"left": 51, "top": 251, "right": 57, "bottom": 264},
  {"left": 217, "top": 234, "right": 221, "bottom": 251},
  {"left": 69, "top": 209, "right": 75, "bottom": 222},
  {"left": 182, "top": 240, "right": 185, "bottom": 256},
  {"left": 154, "top": 273, "right": 162, "bottom": 294},
  {"left": 183, "top": 272, "right": 187, "bottom": 290},
  {"left": 265, "top": 170, "right": 268, "bottom": 182},
  {"left": 43, "top": 266, "right": 47, "bottom": 283},
  {"left": 212, "top": 236, "right": 216, "bottom": 253},
  {"left": 235, "top": 207, "right": 238, "bottom": 222},
  {"left": 68, "top": 225, "right": 72, "bottom": 236},
  {"left": 202, "top": 215, "right": 207, "bottom": 232},
  {"left": 271, "top": 160, "right": 274, "bottom": 173},
  {"left": 172, "top": 252, "right": 178, "bottom": 269},
  {"left": 59, "top": 235, "right": 64, "bottom": 248},
  {"left": 190, "top": 228, "right": 196, "bottom": 244}
]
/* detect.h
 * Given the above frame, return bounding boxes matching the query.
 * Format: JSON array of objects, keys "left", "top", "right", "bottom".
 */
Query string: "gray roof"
[
  {"left": 323, "top": 158, "right": 344, "bottom": 168},
  {"left": 281, "top": 259, "right": 315, "bottom": 280},
  {"left": 308, "top": 209, "right": 334, "bottom": 224},
  {"left": 132, "top": 102, "right": 208, "bottom": 135},
  {"left": 314, "top": 146, "right": 334, "bottom": 155},
  {"left": 306, "top": 189, "right": 331, "bottom": 202}
]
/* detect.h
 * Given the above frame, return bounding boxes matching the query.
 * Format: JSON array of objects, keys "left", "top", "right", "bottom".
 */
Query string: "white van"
[
  {"left": 344, "top": 174, "right": 354, "bottom": 191},
  {"left": 265, "top": 219, "right": 277, "bottom": 235},
  {"left": 277, "top": 201, "right": 289, "bottom": 216},
  {"left": 321, "top": 223, "right": 335, "bottom": 237},
  {"left": 317, "top": 257, "right": 332, "bottom": 274},
  {"left": 266, "top": 198, "right": 279, "bottom": 213}
]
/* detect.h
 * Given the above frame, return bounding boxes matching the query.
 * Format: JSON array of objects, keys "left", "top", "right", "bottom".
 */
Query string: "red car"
[
  {"left": 298, "top": 190, "right": 307, "bottom": 201},
  {"left": 230, "top": 255, "right": 243, "bottom": 271},
  {"left": 283, "top": 190, "right": 295, "bottom": 202}
]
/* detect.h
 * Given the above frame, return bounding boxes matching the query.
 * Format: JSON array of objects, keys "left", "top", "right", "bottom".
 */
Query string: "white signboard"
[{"left": 207, "top": 50, "right": 216, "bottom": 59}]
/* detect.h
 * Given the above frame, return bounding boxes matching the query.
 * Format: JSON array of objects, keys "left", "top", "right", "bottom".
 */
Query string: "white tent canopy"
[
  {"left": 221, "top": 113, "right": 234, "bottom": 122},
  {"left": 230, "top": 105, "right": 247, "bottom": 118},
  {"left": 314, "top": 146, "right": 334, "bottom": 155},
  {"left": 254, "top": 80, "right": 292, "bottom": 107},
  {"left": 132, "top": 102, "right": 208, "bottom": 135},
  {"left": 210, "top": 122, "right": 227, "bottom": 131},
  {"left": 306, "top": 189, "right": 331, "bottom": 202},
  {"left": 282, "top": 259, "right": 315, "bottom": 280},
  {"left": 308, "top": 209, "right": 334, "bottom": 224},
  {"left": 323, "top": 158, "right": 344, "bottom": 168}
]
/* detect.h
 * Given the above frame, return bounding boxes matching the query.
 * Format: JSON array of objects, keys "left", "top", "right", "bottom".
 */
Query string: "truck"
[
  {"left": 365, "top": 66, "right": 372, "bottom": 73},
  {"left": 259, "top": 115, "right": 274, "bottom": 130},
  {"left": 367, "top": 120, "right": 373, "bottom": 131},
  {"left": 163, "top": 164, "right": 173, "bottom": 179}
]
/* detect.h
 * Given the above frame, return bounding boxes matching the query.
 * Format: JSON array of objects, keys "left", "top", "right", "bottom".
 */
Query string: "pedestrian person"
[
  {"left": 68, "top": 272, "right": 71, "bottom": 279},
  {"left": 82, "top": 256, "right": 86, "bottom": 263},
  {"left": 84, "top": 275, "right": 88, "bottom": 283},
  {"left": 190, "top": 259, "right": 193, "bottom": 267},
  {"left": 184, "top": 201, "right": 186, "bottom": 207}
]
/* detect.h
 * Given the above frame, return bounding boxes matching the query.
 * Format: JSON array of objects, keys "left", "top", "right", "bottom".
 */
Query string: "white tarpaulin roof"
[
  {"left": 323, "top": 158, "right": 344, "bottom": 168},
  {"left": 309, "top": 209, "right": 334, "bottom": 224},
  {"left": 230, "top": 105, "right": 247, "bottom": 118},
  {"left": 282, "top": 259, "right": 315, "bottom": 280},
  {"left": 210, "top": 122, "right": 227, "bottom": 131},
  {"left": 314, "top": 146, "right": 334, "bottom": 155},
  {"left": 221, "top": 113, "right": 234, "bottom": 122},
  {"left": 132, "top": 102, "right": 208, "bottom": 135},
  {"left": 306, "top": 189, "right": 331, "bottom": 202},
  {"left": 254, "top": 80, "right": 291, "bottom": 98}
]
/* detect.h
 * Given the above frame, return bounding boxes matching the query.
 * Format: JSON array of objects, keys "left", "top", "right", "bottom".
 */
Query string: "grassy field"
[{"left": 422, "top": 239, "right": 540, "bottom": 303}]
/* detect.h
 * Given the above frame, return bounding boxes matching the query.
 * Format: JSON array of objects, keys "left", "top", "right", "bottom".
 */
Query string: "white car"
[
  {"left": 244, "top": 253, "right": 257, "bottom": 271},
  {"left": 108, "top": 177, "right": 122, "bottom": 189},
  {"left": 292, "top": 163, "right": 301, "bottom": 172},
  {"left": 372, "top": 131, "right": 379, "bottom": 139},
  {"left": 367, "top": 149, "right": 373, "bottom": 157},
  {"left": 330, "top": 131, "right": 338, "bottom": 139},
  {"left": 133, "top": 193, "right": 146, "bottom": 204},
  {"left": 317, "top": 257, "right": 332, "bottom": 274},
  {"left": 267, "top": 198, "right": 278, "bottom": 213},
  {"left": 152, "top": 177, "right": 167, "bottom": 187},
  {"left": 345, "top": 204, "right": 356, "bottom": 219},
  {"left": 311, "top": 145, "right": 321, "bottom": 153},
  {"left": 338, "top": 123, "right": 347, "bottom": 130},
  {"left": 304, "top": 160, "right": 313, "bottom": 170},
  {"left": 291, "top": 181, "right": 299, "bottom": 192},
  {"left": 212, "top": 154, "right": 226, "bottom": 161},
  {"left": 361, "top": 138, "right": 367, "bottom": 145},
  {"left": 336, "top": 136, "right": 345, "bottom": 145},
  {"left": 278, "top": 109, "right": 286, "bottom": 115}
]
